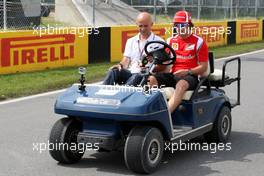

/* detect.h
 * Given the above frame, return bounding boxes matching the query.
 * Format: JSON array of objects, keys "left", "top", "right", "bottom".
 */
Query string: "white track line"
[
  {"left": 1, "top": 49, "right": 264, "bottom": 105},
  {"left": 215, "top": 49, "right": 264, "bottom": 62},
  {"left": 0, "top": 89, "right": 66, "bottom": 105},
  {"left": 0, "top": 82, "right": 101, "bottom": 105}
]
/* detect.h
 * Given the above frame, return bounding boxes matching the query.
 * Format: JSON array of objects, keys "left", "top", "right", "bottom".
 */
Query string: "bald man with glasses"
[{"left": 103, "top": 12, "right": 164, "bottom": 86}]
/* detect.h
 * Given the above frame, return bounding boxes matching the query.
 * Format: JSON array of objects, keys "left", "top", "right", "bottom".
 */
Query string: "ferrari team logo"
[{"left": 172, "top": 43, "right": 178, "bottom": 50}]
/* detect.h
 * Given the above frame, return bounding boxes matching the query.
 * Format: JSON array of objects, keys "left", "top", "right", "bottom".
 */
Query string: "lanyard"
[{"left": 138, "top": 34, "right": 156, "bottom": 59}]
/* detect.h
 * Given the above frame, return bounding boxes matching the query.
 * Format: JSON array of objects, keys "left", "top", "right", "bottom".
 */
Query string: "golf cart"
[{"left": 49, "top": 41, "right": 241, "bottom": 174}]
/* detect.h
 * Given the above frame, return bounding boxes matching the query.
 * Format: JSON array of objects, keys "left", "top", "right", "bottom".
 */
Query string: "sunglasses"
[
  {"left": 138, "top": 24, "right": 149, "bottom": 28},
  {"left": 174, "top": 23, "right": 189, "bottom": 28}
]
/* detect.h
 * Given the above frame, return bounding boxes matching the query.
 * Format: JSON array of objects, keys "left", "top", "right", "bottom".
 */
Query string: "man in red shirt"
[{"left": 148, "top": 11, "right": 209, "bottom": 113}]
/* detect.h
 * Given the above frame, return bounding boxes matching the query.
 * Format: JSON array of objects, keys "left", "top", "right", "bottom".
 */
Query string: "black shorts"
[{"left": 154, "top": 73, "right": 198, "bottom": 90}]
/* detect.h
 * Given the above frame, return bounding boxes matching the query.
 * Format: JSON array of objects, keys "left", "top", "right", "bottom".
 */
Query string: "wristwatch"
[{"left": 187, "top": 69, "right": 193, "bottom": 75}]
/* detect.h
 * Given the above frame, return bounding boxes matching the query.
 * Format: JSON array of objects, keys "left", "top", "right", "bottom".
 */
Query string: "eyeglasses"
[
  {"left": 174, "top": 23, "right": 189, "bottom": 28},
  {"left": 138, "top": 24, "right": 149, "bottom": 28}
]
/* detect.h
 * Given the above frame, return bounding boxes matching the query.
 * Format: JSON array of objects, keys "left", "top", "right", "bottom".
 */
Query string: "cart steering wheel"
[{"left": 144, "top": 41, "right": 176, "bottom": 66}]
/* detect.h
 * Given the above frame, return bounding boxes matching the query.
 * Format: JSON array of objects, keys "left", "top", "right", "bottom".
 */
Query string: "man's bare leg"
[
  {"left": 148, "top": 76, "right": 189, "bottom": 113},
  {"left": 168, "top": 80, "right": 189, "bottom": 113}
]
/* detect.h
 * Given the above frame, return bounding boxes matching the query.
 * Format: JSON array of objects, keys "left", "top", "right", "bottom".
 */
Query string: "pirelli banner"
[
  {"left": 1, "top": 20, "right": 264, "bottom": 75},
  {"left": 110, "top": 22, "right": 228, "bottom": 62},
  {"left": 236, "top": 20, "right": 263, "bottom": 44},
  {"left": 0, "top": 30, "right": 88, "bottom": 74}
]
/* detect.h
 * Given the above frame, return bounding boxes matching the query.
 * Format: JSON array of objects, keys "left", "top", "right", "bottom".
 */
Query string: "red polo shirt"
[{"left": 167, "top": 34, "right": 208, "bottom": 73}]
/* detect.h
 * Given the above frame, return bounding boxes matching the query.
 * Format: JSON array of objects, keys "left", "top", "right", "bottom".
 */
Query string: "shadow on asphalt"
[{"left": 57, "top": 131, "right": 264, "bottom": 176}]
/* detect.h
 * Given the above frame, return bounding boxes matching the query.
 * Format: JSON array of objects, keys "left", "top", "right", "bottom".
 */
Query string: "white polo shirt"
[{"left": 123, "top": 32, "right": 164, "bottom": 73}]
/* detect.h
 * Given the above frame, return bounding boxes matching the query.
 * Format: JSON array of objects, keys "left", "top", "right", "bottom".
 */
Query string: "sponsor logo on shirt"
[
  {"left": 185, "top": 44, "right": 195, "bottom": 51},
  {"left": 177, "top": 54, "right": 194, "bottom": 59},
  {"left": 172, "top": 43, "right": 178, "bottom": 50}
]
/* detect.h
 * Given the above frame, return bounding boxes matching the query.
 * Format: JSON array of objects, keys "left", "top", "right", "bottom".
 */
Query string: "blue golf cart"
[{"left": 49, "top": 41, "right": 241, "bottom": 174}]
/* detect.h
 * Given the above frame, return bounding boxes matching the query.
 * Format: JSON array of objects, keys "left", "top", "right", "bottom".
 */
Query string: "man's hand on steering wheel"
[
  {"left": 144, "top": 41, "right": 176, "bottom": 66},
  {"left": 140, "top": 55, "right": 153, "bottom": 68}
]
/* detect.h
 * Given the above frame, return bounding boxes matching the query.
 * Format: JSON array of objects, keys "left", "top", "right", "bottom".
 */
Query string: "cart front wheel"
[
  {"left": 49, "top": 118, "right": 84, "bottom": 164},
  {"left": 124, "top": 126, "right": 164, "bottom": 174}
]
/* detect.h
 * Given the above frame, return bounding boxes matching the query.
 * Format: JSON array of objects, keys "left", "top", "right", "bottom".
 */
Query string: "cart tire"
[
  {"left": 124, "top": 126, "right": 164, "bottom": 174},
  {"left": 204, "top": 106, "right": 232, "bottom": 143},
  {"left": 49, "top": 118, "right": 84, "bottom": 164}
]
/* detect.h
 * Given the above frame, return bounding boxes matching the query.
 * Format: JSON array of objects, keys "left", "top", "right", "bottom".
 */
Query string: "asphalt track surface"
[{"left": 0, "top": 51, "right": 264, "bottom": 176}]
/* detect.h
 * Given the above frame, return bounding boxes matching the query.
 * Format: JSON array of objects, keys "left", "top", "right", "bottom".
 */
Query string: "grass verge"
[
  {"left": 1, "top": 40, "right": 264, "bottom": 101},
  {"left": 211, "top": 40, "right": 264, "bottom": 58},
  {"left": 0, "top": 63, "right": 114, "bottom": 101}
]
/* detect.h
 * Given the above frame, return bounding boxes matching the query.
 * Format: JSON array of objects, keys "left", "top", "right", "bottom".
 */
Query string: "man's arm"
[
  {"left": 173, "top": 62, "right": 207, "bottom": 77},
  {"left": 109, "top": 56, "right": 130, "bottom": 70},
  {"left": 189, "top": 39, "right": 208, "bottom": 75},
  {"left": 189, "top": 61, "right": 208, "bottom": 75},
  {"left": 120, "top": 38, "right": 132, "bottom": 69},
  {"left": 119, "top": 57, "right": 130, "bottom": 69},
  {"left": 110, "top": 56, "right": 130, "bottom": 70}
]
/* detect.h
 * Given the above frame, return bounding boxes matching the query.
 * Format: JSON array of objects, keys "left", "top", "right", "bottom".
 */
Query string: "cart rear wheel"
[
  {"left": 204, "top": 106, "right": 232, "bottom": 143},
  {"left": 49, "top": 118, "right": 84, "bottom": 164},
  {"left": 124, "top": 126, "right": 164, "bottom": 174}
]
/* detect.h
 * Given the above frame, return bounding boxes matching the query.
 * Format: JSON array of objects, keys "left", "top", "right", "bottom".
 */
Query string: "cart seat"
[
  {"left": 208, "top": 69, "right": 223, "bottom": 81},
  {"left": 162, "top": 87, "right": 194, "bottom": 100}
]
